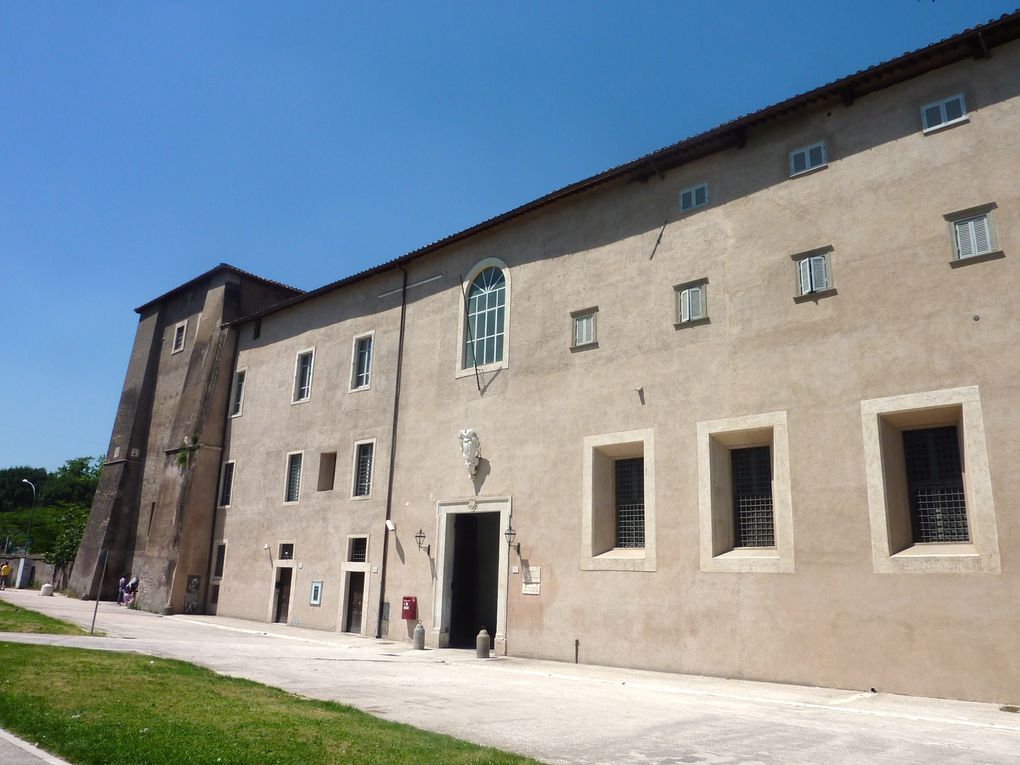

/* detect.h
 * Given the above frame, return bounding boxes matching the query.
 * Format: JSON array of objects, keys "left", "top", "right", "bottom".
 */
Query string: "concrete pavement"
[{"left": 2, "top": 588, "right": 1019, "bottom": 764}]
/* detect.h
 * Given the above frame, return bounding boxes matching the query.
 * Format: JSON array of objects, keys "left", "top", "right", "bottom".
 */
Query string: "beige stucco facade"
[{"left": 80, "top": 24, "right": 1020, "bottom": 704}]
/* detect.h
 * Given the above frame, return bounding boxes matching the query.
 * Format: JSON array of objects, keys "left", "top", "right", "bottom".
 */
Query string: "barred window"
[
  {"left": 615, "top": 457, "right": 644, "bottom": 548},
  {"left": 903, "top": 426, "right": 969, "bottom": 543},
  {"left": 731, "top": 446, "right": 775, "bottom": 548},
  {"left": 349, "top": 537, "right": 368, "bottom": 562},
  {"left": 353, "top": 442, "right": 374, "bottom": 497},
  {"left": 285, "top": 453, "right": 302, "bottom": 503},
  {"left": 218, "top": 462, "right": 235, "bottom": 508},
  {"left": 213, "top": 544, "right": 226, "bottom": 578},
  {"left": 464, "top": 267, "right": 506, "bottom": 367}
]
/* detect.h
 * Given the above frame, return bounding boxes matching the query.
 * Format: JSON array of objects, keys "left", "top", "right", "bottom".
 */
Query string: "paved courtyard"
[{"left": 1, "top": 588, "right": 1019, "bottom": 764}]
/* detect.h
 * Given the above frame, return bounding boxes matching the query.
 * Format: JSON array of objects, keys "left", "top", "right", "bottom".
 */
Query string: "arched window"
[{"left": 463, "top": 266, "right": 506, "bottom": 368}]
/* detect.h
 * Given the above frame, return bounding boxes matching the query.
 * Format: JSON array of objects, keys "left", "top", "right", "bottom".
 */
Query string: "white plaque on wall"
[{"left": 522, "top": 565, "right": 541, "bottom": 595}]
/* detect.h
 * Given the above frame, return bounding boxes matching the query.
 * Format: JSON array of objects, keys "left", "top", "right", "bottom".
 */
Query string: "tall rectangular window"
[
  {"left": 218, "top": 462, "right": 235, "bottom": 508},
  {"left": 285, "top": 453, "right": 302, "bottom": 503},
  {"left": 353, "top": 442, "right": 374, "bottom": 497},
  {"left": 789, "top": 141, "right": 826, "bottom": 176},
  {"left": 797, "top": 253, "right": 829, "bottom": 295},
  {"left": 213, "top": 544, "right": 226, "bottom": 578},
  {"left": 676, "top": 282, "right": 707, "bottom": 323},
  {"left": 615, "top": 457, "right": 644, "bottom": 549},
  {"left": 903, "top": 426, "right": 969, "bottom": 543},
  {"left": 570, "top": 307, "right": 598, "bottom": 348},
  {"left": 229, "top": 370, "right": 246, "bottom": 417},
  {"left": 293, "top": 351, "right": 314, "bottom": 402},
  {"left": 171, "top": 321, "right": 187, "bottom": 354},
  {"left": 731, "top": 446, "right": 774, "bottom": 548},
  {"left": 351, "top": 334, "right": 373, "bottom": 390},
  {"left": 349, "top": 537, "right": 368, "bottom": 562}
]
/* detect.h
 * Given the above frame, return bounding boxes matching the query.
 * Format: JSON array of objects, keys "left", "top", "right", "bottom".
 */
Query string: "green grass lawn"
[
  {"left": 0, "top": 643, "right": 543, "bottom": 765},
  {"left": 0, "top": 599, "right": 87, "bottom": 634}
]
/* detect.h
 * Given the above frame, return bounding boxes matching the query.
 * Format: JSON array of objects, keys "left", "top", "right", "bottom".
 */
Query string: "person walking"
[
  {"left": 0, "top": 561, "right": 10, "bottom": 590},
  {"left": 117, "top": 574, "right": 127, "bottom": 605}
]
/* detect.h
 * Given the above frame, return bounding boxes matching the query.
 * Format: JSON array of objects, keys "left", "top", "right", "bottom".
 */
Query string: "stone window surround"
[
  {"left": 944, "top": 203, "right": 1003, "bottom": 266},
  {"left": 170, "top": 319, "right": 188, "bottom": 354},
  {"left": 570, "top": 306, "right": 598, "bottom": 350},
  {"left": 349, "top": 330, "right": 375, "bottom": 392},
  {"left": 291, "top": 347, "right": 315, "bottom": 404},
  {"left": 455, "top": 258, "right": 511, "bottom": 379},
  {"left": 283, "top": 451, "right": 303, "bottom": 505},
  {"left": 229, "top": 368, "right": 246, "bottom": 418},
  {"left": 860, "top": 386, "right": 1000, "bottom": 574},
  {"left": 697, "top": 411, "right": 795, "bottom": 573},
  {"left": 580, "top": 429, "right": 656, "bottom": 572},
  {"left": 350, "top": 438, "right": 376, "bottom": 500},
  {"left": 216, "top": 459, "right": 235, "bottom": 509}
]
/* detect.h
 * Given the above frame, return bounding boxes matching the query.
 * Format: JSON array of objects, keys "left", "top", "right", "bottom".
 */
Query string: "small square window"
[
  {"left": 351, "top": 334, "right": 373, "bottom": 390},
  {"left": 293, "top": 350, "right": 314, "bottom": 402},
  {"left": 953, "top": 214, "right": 994, "bottom": 260},
  {"left": 348, "top": 537, "right": 368, "bottom": 563},
  {"left": 279, "top": 543, "right": 294, "bottom": 560},
  {"left": 679, "top": 183, "right": 709, "bottom": 212},
  {"left": 171, "top": 321, "right": 187, "bottom": 354},
  {"left": 789, "top": 141, "right": 827, "bottom": 176},
  {"left": 217, "top": 462, "right": 235, "bottom": 508},
  {"left": 229, "top": 370, "right": 246, "bottom": 417},
  {"left": 353, "top": 442, "right": 374, "bottom": 497},
  {"left": 284, "top": 453, "right": 302, "bottom": 503},
  {"left": 570, "top": 307, "right": 598, "bottom": 348},
  {"left": 795, "top": 252, "right": 831, "bottom": 296},
  {"left": 674, "top": 280, "right": 708, "bottom": 324},
  {"left": 921, "top": 94, "right": 967, "bottom": 132}
]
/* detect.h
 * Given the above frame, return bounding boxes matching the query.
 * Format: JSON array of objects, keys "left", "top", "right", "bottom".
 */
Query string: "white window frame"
[
  {"left": 283, "top": 451, "right": 303, "bottom": 504},
  {"left": 229, "top": 369, "right": 246, "bottom": 418},
  {"left": 309, "top": 580, "right": 323, "bottom": 606},
  {"left": 455, "top": 258, "right": 511, "bottom": 378},
  {"left": 570, "top": 307, "right": 598, "bottom": 349},
  {"left": 580, "top": 429, "right": 656, "bottom": 572},
  {"left": 217, "top": 460, "right": 235, "bottom": 509},
  {"left": 860, "top": 386, "right": 999, "bottom": 574},
  {"left": 679, "top": 183, "right": 709, "bottom": 212},
  {"left": 170, "top": 320, "right": 188, "bottom": 354},
  {"left": 351, "top": 438, "right": 376, "bottom": 499},
  {"left": 292, "top": 348, "right": 315, "bottom": 403},
  {"left": 789, "top": 141, "right": 827, "bottom": 177},
  {"left": 921, "top": 93, "right": 968, "bottom": 133},
  {"left": 792, "top": 247, "right": 833, "bottom": 298},
  {"left": 349, "top": 331, "right": 375, "bottom": 392},
  {"left": 674, "top": 279, "right": 708, "bottom": 325},
  {"left": 697, "top": 411, "right": 795, "bottom": 573}
]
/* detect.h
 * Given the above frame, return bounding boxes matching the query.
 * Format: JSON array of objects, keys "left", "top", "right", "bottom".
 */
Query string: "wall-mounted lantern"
[
  {"left": 504, "top": 525, "right": 520, "bottom": 555},
  {"left": 414, "top": 528, "right": 430, "bottom": 555}
]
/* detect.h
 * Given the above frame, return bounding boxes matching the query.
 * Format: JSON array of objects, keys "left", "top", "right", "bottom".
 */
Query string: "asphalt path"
[{"left": 1, "top": 589, "right": 1019, "bottom": 764}]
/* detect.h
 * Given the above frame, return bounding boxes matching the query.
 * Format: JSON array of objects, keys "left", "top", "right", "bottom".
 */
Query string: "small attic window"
[{"left": 171, "top": 321, "right": 187, "bottom": 354}]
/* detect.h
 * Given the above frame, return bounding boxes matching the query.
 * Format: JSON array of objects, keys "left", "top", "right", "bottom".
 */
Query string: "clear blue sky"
[{"left": 1, "top": 2, "right": 1015, "bottom": 470}]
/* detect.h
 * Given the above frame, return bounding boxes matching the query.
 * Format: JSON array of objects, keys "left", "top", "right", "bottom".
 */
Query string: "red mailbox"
[{"left": 401, "top": 595, "right": 417, "bottom": 620}]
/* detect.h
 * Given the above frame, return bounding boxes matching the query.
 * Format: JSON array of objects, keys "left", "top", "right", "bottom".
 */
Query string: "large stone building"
[{"left": 73, "top": 13, "right": 1020, "bottom": 703}]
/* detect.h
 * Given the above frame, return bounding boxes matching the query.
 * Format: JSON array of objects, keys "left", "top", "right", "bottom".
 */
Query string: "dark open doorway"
[
  {"left": 274, "top": 567, "right": 292, "bottom": 623},
  {"left": 449, "top": 512, "right": 499, "bottom": 648},
  {"left": 344, "top": 571, "right": 365, "bottom": 633}
]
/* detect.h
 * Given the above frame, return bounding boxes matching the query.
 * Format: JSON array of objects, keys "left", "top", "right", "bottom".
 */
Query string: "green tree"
[
  {"left": 44, "top": 504, "right": 90, "bottom": 588},
  {"left": 41, "top": 456, "right": 102, "bottom": 507},
  {"left": 0, "top": 467, "right": 48, "bottom": 512}
]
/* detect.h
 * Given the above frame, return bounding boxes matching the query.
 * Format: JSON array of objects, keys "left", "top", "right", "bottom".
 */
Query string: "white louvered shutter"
[
  {"left": 799, "top": 258, "right": 813, "bottom": 294},
  {"left": 972, "top": 216, "right": 991, "bottom": 255},
  {"left": 811, "top": 255, "right": 828, "bottom": 291},
  {"left": 680, "top": 289, "right": 691, "bottom": 322},
  {"left": 955, "top": 220, "right": 975, "bottom": 259},
  {"left": 688, "top": 286, "right": 703, "bottom": 319}
]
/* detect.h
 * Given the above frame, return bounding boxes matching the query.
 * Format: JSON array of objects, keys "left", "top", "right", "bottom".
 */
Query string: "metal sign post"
[{"left": 89, "top": 550, "right": 108, "bottom": 636}]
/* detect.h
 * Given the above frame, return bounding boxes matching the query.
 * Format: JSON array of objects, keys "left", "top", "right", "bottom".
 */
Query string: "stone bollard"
[
  {"left": 476, "top": 628, "right": 490, "bottom": 659},
  {"left": 40, "top": 583, "right": 54, "bottom": 597},
  {"left": 413, "top": 621, "right": 425, "bottom": 650}
]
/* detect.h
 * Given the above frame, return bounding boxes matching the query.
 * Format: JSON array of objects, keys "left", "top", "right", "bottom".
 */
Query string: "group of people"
[{"left": 117, "top": 574, "right": 139, "bottom": 606}]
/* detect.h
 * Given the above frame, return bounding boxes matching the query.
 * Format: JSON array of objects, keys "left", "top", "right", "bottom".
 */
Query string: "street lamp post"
[{"left": 20, "top": 479, "right": 36, "bottom": 555}]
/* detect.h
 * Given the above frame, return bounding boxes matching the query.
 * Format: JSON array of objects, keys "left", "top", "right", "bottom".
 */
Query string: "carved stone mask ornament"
[{"left": 458, "top": 428, "right": 480, "bottom": 476}]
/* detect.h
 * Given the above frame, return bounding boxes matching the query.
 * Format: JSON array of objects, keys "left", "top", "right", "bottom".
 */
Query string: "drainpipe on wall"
[{"left": 376, "top": 265, "right": 408, "bottom": 638}]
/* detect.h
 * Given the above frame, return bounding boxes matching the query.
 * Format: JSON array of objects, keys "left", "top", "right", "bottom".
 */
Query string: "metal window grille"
[
  {"left": 213, "top": 544, "right": 226, "bottom": 578},
  {"left": 353, "top": 337, "right": 372, "bottom": 388},
  {"left": 285, "top": 454, "right": 302, "bottom": 502},
  {"left": 731, "top": 446, "right": 775, "bottom": 548},
  {"left": 230, "top": 371, "right": 245, "bottom": 416},
  {"left": 464, "top": 267, "right": 506, "bottom": 367},
  {"left": 294, "top": 352, "right": 313, "bottom": 400},
  {"left": 219, "top": 463, "right": 234, "bottom": 507},
  {"left": 903, "top": 426, "right": 969, "bottom": 543},
  {"left": 172, "top": 324, "right": 186, "bottom": 351},
  {"left": 615, "top": 457, "right": 644, "bottom": 548},
  {"left": 354, "top": 443, "right": 373, "bottom": 496},
  {"left": 349, "top": 538, "right": 368, "bottom": 562}
]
